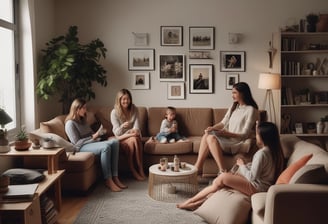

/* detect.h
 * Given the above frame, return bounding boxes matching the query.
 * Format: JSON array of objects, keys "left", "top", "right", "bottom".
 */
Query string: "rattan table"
[{"left": 148, "top": 162, "right": 198, "bottom": 202}]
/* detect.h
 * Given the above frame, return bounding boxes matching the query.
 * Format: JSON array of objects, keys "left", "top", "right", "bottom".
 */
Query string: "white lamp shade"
[{"left": 258, "top": 73, "right": 281, "bottom": 90}]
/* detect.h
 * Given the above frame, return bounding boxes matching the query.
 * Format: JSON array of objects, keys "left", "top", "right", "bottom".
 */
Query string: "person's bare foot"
[
  {"left": 176, "top": 200, "right": 200, "bottom": 211},
  {"left": 132, "top": 170, "right": 145, "bottom": 181},
  {"left": 105, "top": 179, "right": 122, "bottom": 192},
  {"left": 113, "top": 176, "right": 128, "bottom": 189}
]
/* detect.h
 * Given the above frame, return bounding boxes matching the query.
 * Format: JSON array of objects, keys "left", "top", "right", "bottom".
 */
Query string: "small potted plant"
[{"left": 14, "top": 126, "right": 31, "bottom": 151}]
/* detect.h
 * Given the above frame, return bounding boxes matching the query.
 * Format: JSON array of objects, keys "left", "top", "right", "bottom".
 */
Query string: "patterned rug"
[{"left": 74, "top": 178, "right": 207, "bottom": 224}]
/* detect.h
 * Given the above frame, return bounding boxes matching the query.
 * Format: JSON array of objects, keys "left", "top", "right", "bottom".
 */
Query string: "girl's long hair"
[
  {"left": 258, "top": 122, "right": 285, "bottom": 180},
  {"left": 114, "top": 88, "right": 136, "bottom": 122},
  {"left": 65, "top": 98, "right": 87, "bottom": 123},
  {"left": 230, "top": 82, "right": 258, "bottom": 117}
]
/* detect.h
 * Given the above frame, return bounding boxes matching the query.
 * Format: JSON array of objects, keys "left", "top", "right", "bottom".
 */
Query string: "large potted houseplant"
[{"left": 36, "top": 26, "right": 107, "bottom": 113}]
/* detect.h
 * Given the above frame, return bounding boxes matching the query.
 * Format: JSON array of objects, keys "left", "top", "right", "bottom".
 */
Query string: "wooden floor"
[{"left": 57, "top": 194, "right": 89, "bottom": 224}]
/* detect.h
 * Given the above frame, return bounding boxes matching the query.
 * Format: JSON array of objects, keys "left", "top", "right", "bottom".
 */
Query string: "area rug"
[{"left": 74, "top": 178, "right": 207, "bottom": 224}]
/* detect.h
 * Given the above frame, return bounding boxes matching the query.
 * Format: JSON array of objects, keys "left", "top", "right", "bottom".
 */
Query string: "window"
[{"left": 0, "top": 0, "right": 19, "bottom": 136}]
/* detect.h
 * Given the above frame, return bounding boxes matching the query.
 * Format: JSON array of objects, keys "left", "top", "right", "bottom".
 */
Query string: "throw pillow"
[
  {"left": 40, "top": 115, "right": 67, "bottom": 140},
  {"left": 193, "top": 188, "right": 251, "bottom": 224},
  {"left": 289, "top": 164, "right": 328, "bottom": 184},
  {"left": 3, "top": 168, "right": 45, "bottom": 185},
  {"left": 276, "top": 153, "right": 313, "bottom": 184}
]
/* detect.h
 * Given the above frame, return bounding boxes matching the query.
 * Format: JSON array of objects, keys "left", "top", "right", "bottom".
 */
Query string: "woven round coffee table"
[{"left": 148, "top": 162, "right": 198, "bottom": 203}]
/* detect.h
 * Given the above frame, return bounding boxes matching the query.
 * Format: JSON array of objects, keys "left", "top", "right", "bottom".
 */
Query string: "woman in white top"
[
  {"left": 110, "top": 89, "right": 146, "bottom": 181},
  {"left": 194, "top": 82, "right": 259, "bottom": 174},
  {"left": 177, "top": 122, "right": 285, "bottom": 210}
]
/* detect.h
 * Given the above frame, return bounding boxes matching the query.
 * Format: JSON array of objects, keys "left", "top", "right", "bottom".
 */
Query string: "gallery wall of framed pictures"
[{"left": 128, "top": 25, "right": 246, "bottom": 99}]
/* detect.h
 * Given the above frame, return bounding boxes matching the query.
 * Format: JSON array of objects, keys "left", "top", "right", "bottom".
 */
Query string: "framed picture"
[
  {"left": 160, "top": 26, "right": 183, "bottom": 46},
  {"left": 131, "top": 72, "right": 150, "bottom": 90},
  {"left": 226, "top": 73, "right": 239, "bottom": 90},
  {"left": 128, "top": 48, "right": 155, "bottom": 71},
  {"left": 189, "top": 64, "right": 214, "bottom": 94},
  {"left": 220, "top": 51, "right": 246, "bottom": 72},
  {"left": 167, "top": 82, "right": 185, "bottom": 100},
  {"left": 159, "top": 54, "right": 185, "bottom": 81},
  {"left": 189, "top": 26, "right": 215, "bottom": 50}
]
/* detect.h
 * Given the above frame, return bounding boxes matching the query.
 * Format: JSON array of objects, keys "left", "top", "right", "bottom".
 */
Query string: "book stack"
[
  {"left": 40, "top": 195, "right": 58, "bottom": 224},
  {"left": 0, "top": 183, "right": 38, "bottom": 203}
]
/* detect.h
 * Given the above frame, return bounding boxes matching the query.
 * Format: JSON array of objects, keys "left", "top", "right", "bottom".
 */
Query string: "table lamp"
[
  {"left": 258, "top": 73, "right": 281, "bottom": 124},
  {"left": 0, "top": 108, "right": 13, "bottom": 153}
]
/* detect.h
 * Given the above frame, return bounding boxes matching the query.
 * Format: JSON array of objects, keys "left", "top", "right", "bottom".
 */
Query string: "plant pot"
[
  {"left": 307, "top": 24, "right": 317, "bottom": 32},
  {"left": 14, "top": 139, "right": 31, "bottom": 151}
]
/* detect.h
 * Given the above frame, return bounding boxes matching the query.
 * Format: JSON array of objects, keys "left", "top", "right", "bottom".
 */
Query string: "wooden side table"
[
  {"left": 0, "top": 147, "right": 65, "bottom": 223},
  {"left": 148, "top": 163, "right": 198, "bottom": 202}
]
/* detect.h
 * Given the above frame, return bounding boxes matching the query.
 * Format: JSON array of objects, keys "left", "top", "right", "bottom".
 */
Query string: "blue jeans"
[
  {"left": 80, "top": 138, "right": 119, "bottom": 180},
  {"left": 156, "top": 132, "right": 184, "bottom": 142}
]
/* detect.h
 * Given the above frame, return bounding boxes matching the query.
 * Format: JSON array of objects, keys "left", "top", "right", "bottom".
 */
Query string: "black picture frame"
[
  {"left": 220, "top": 51, "right": 246, "bottom": 72},
  {"left": 189, "top": 26, "right": 215, "bottom": 50},
  {"left": 160, "top": 26, "right": 183, "bottom": 46},
  {"left": 189, "top": 64, "right": 214, "bottom": 94}
]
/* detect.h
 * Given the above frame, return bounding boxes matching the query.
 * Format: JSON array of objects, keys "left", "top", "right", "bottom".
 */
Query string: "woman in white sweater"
[
  {"left": 177, "top": 122, "right": 285, "bottom": 210},
  {"left": 111, "top": 89, "right": 146, "bottom": 181},
  {"left": 194, "top": 82, "right": 259, "bottom": 174}
]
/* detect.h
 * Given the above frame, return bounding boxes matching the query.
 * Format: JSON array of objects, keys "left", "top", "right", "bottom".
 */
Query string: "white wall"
[{"left": 34, "top": 0, "right": 328, "bottom": 121}]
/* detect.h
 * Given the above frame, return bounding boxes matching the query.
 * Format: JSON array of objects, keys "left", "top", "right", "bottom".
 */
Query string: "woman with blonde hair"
[
  {"left": 65, "top": 98, "right": 126, "bottom": 192},
  {"left": 111, "top": 89, "right": 146, "bottom": 180}
]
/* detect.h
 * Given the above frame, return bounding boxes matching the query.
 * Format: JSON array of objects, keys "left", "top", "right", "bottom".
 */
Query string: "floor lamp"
[{"left": 258, "top": 73, "right": 281, "bottom": 124}]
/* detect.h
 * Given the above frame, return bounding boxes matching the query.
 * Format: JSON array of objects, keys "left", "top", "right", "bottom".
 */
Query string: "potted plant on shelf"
[
  {"left": 306, "top": 13, "right": 319, "bottom": 32},
  {"left": 36, "top": 26, "right": 108, "bottom": 114},
  {"left": 14, "top": 126, "right": 31, "bottom": 151}
]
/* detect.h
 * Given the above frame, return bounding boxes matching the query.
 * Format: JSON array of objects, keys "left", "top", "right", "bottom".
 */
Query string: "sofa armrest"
[{"left": 264, "top": 184, "right": 328, "bottom": 224}]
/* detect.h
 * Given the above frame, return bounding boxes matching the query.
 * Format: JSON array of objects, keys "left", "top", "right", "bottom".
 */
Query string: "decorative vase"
[
  {"left": 316, "top": 121, "right": 324, "bottom": 134},
  {"left": 317, "top": 14, "right": 328, "bottom": 32},
  {"left": 324, "top": 121, "right": 328, "bottom": 133}
]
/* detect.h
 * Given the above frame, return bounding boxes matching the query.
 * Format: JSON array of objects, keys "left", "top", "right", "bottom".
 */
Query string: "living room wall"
[{"left": 34, "top": 0, "right": 328, "bottom": 124}]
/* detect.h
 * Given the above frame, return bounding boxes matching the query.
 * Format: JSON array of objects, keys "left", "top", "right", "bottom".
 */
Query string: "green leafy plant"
[
  {"left": 321, "top": 115, "right": 328, "bottom": 122},
  {"left": 306, "top": 13, "right": 319, "bottom": 25},
  {"left": 36, "top": 26, "right": 107, "bottom": 113},
  {"left": 15, "top": 126, "right": 28, "bottom": 141}
]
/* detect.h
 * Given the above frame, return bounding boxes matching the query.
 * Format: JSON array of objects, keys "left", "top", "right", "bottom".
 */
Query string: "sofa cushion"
[
  {"left": 29, "top": 132, "right": 75, "bottom": 152},
  {"left": 144, "top": 141, "right": 193, "bottom": 155},
  {"left": 251, "top": 192, "right": 266, "bottom": 220},
  {"left": 194, "top": 188, "right": 251, "bottom": 224},
  {"left": 40, "top": 115, "right": 67, "bottom": 140},
  {"left": 289, "top": 164, "right": 328, "bottom": 184},
  {"left": 276, "top": 153, "right": 313, "bottom": 184}
]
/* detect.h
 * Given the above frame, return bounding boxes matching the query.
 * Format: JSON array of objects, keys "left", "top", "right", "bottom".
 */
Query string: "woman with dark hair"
[
  {"left": 194, "top": 82, "right": 259, "bottom": 175},
  {"left": 177, "top": 122, "right": 285, "bottom": 210},
  {"left": 65, "top": 98, "right": 126, "bottom": 192},
  {"left": 111, "top": 89, "right": 146, "bottom": 181}
]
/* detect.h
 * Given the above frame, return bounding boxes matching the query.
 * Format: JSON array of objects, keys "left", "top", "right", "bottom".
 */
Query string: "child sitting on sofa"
[{"left": 155, "top": 106, "right": 186, "bottom": 143}]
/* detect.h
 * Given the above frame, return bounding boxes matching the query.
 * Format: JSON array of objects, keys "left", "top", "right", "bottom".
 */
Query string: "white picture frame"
[
  {"left": 159, "top": 54, "right": 185, "bottom": 82},
  {"left": 167, "top": 82, "right": 185, "bottom": 100},
  {"left": 189, "top": 26, "right": 215, "bottom": 50},
  {"left": 131, "top": 72, "right": 150, "bottom": 90},
  {"left": 128, "top": 48, "right": 155, "bottom": 71},
  {"left": 226, "top": 73, "right": 239, "bottom": 90}
]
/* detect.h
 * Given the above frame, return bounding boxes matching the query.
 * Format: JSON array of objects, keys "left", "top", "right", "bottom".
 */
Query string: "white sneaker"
[
  {"left": 160, "top": 138, "right": 167, "bottom": 143},
  {"left": 169, "top": 139, "right": 176, "bottom": 143}
]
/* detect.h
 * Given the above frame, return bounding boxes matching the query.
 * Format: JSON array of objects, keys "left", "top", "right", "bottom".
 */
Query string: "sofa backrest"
[
  {"left": 147, "top": 107, "right": 213, "bottom": 137},
  {"left": 281, "top": 135, "right": 328, "bottom": 172}
]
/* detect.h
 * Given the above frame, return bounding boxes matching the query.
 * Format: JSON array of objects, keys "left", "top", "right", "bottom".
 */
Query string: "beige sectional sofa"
[{"left": 25, "top": 106, "right": 266, "bottom": 192}]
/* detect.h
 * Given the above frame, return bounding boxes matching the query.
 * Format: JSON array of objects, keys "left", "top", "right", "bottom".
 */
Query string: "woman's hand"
[
  {"left": 204, "top": 126, "right": 214, "bottom": 133},
  {"left": 236, "top": 158, "right": 245, "bottom": 166},
  {"left": 122, "top": 121, "right": 130, "bottom": 129}
]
